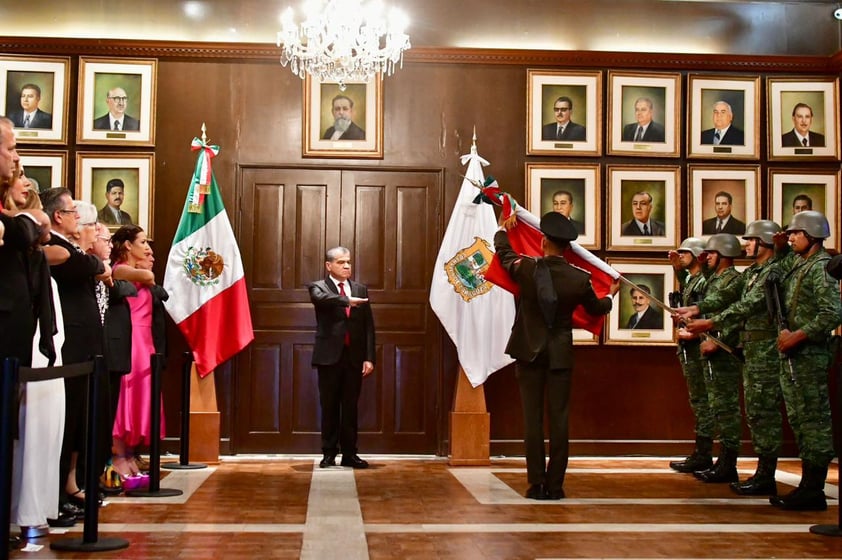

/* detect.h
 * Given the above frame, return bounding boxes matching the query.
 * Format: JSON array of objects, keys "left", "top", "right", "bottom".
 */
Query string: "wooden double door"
[{"left": 234, "top": 167, "right": 444, "bottom": 454}]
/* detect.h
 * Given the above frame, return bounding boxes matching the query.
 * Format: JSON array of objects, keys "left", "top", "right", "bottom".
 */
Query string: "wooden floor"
[{"left": 8, "top": 456, "right": 842, "bottom": 559}]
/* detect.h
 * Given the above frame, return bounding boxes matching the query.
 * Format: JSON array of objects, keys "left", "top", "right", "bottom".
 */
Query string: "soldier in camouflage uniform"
[
  {"left": 674, "top": 234, "right": 744, "bottom": 483},
  {"left": 768, "top": 211, "right": 841, "bottom": 511},
  {"left": 667, "top": 237, "right": 714, "bottom": 473},
  {"left": 685, "top": 221, "right": 785, "bottom": 495}
]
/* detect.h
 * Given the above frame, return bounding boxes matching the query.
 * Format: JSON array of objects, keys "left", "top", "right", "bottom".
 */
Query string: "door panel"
[{"left": 235, "top": 166, "right": 442, "bottom": 454}]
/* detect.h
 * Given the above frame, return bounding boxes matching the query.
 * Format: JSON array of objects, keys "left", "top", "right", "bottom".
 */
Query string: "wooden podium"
[
  {"left": 188, "top": 366, "right": 220, "bottom": 464},
  {"left": 449, "top": 366, "right": 490, "bottom": 465}
]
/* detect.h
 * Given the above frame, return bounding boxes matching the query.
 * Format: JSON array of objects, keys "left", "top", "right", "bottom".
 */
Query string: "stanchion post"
[
  {"left": 125, "top": 353, "right": 182, "bottom": 498},
  {"left": 162, "top": 352, "right": 205, "bottom": 470},
  {"left": 1, "top": 357, "right": 20, "bottom": 560}
]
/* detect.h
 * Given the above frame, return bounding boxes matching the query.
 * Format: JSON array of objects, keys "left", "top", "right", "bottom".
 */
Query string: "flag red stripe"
[{"left": 177, "top": 277, "right": 254, "bottom": 376}]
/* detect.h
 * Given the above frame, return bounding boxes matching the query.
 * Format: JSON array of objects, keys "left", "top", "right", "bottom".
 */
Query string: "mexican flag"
[{"left": 163, "top": 138, "right": 254, "bottom": 376}]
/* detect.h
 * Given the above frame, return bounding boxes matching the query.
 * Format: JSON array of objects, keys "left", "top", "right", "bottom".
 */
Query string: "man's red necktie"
[{"left": 339, "top": 282, "right": 350, "bottom": 345}]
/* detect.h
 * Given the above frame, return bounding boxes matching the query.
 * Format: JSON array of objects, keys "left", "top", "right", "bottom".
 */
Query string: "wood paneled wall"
[{"left": 3, "top": 37, "right": 839, "bottom": 456}]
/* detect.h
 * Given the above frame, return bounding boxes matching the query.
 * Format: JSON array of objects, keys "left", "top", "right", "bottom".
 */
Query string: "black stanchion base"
[
  {"left": 50, "top": 536, "right": 129, "bottom": 552},
  {"left": 161, "top": 462, "right": 207, "bottom": 470},
  {"left": 125, "top": 488, "right": 184, "bottom": 498},
  {"left": 810, "top": 524, "right": 842, "bottom": 537}
]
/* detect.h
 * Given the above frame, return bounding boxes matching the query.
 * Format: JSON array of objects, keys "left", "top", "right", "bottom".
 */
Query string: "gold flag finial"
[
  {"left": 472, "top": 125, "right": 477, "bottom": 148},
  {"left": 201, "top": 122, "right": 208, "bottom": 144}
]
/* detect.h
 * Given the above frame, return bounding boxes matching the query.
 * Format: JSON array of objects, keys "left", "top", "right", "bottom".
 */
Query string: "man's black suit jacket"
[
  {"left": 46, "top": 234, "right": 105, "bottom": 363},
  {"left": 98, "top": 205, "right": 133, "bottom": 226},
  {"left": 322, "top": 121, "right": 365, "bottom": 140},
  {"left": 93, "top": 113, "right": 140, "bottom": 131},
  {"left": 541, "top": 121, "right": 587, "bottom": 141},
  {"left": 702, "top": 216, "right": 746, "bottom": 235},
  {"left": 621, "top": 219, "right": 666, "bottom": 236},
  {"left": 308, "top": 278, "right": 376, "bottom": 370},
  {"left": 622, "top": 121, "right": 666, "bottom": 142},
  {"left": 10, "top": 109, "right": 53, "bottom": 129},
  {"left": 626, "top": 306, "right": 663, "bottom": 330},
  {"left": 0, "top": 213, "right": 41, "bottom": 365},
  {"left": 700, "top": 126, "right": 744, "bottom": 145},
  {"left": 781, "top": 129, "right": 826, "bottom": 147},
  {"left": 104, "top": 281, "right": 169, "bottom": 374}
]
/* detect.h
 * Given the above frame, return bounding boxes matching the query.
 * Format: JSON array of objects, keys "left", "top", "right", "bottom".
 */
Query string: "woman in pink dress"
[{"left": 109, "top": 225, "right": 164, "bottom": 485}]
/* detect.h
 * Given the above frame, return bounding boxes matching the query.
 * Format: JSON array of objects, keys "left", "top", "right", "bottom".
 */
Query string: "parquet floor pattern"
[{"left": 8, "top": 456, "right": 842, "bottom": 559}]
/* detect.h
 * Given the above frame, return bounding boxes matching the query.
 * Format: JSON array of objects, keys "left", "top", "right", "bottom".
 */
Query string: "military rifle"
[{"left": 764, "top": 269, "right": 796, "bottom": 383}]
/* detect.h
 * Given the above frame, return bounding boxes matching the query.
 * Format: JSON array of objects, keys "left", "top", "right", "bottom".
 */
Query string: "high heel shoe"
[
  {"left": 122, "top": 473, "right": 150, "bottom": 492},
  {"left": 68, "top": 488, "right": 103, "bottom": 507}
]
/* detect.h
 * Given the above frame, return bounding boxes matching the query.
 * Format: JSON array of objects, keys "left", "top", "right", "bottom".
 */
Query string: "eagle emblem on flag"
[
  {"left": 183, "top": 246, "right": 225, "bottom": 287},
  {"left": 443, "top": 236, "right": 495, "bottom": 302}
]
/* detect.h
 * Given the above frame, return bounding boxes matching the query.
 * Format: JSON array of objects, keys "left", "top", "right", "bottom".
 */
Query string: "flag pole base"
[
  {"left": 50, "top": 536, "right": 129, "bottom": 552},
  {"left": 449, "top": 367, "right": 490, "bottom": 466}
]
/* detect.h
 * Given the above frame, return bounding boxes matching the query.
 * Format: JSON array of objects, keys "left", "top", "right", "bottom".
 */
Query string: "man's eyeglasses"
[
  {"left": 108, "top": 96, "right": 128, "bottom": 103},
  {"left": 96, "top": 235, "right": 112, "bottom": 242},
  {"left": 553, "top": 107, "right": 571, "bottom": 112},
  {"left": 59, "top": 207, "right": 79, "bottom": 215}
]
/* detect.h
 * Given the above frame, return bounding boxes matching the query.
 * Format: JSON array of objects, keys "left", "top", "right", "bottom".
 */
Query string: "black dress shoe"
[
  {"left": 61, "top": 501, "right": 84, "bottom": 520},
  {"left": 47, "top": 512, "right": 77, "bottom": 527},
  {"left": 525, "top": 484, "right": 547, "bottom": 500},
  {"left": 340, "top": 454, "right": 369, "bottom": 469},
  {"left": 9, "top": 535, "right": 21, "bottom": 551},
  {"left": 319, "top": 454, "right": 336, "bottom": 468},
  {"left": 545, "top": 487, "right": 565, "bottom": 500}
]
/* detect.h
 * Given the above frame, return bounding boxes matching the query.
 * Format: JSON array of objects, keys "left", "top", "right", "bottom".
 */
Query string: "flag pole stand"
[
  {"left": 186, "top": 364, "right": 220, "bottom": 465},
  {"left": 449, "top": 366, "right": 490, "bottom": 465}
]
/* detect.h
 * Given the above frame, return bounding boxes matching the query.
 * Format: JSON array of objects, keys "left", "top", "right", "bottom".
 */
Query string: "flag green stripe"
[{"left": 171, "top": 154, "right": 225, "bottom": 244}]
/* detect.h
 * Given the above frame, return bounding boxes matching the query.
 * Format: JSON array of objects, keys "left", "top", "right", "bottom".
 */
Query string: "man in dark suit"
[
  {"left": 322, "top": 94, "right": 365, "bottom": 140},
  {"left": 40, "top": 187, "right": 108, "bottom": 515},
  {"left": 92, "top": 87, "right": 140, "bottom": 131},
  {"left": 621, "top": 97, "right": 665, "bottom": 142},
  {"left": 541, "top": 96, "right": 587, "bottom": 141},
  {"left": 625, "top": 284, "right": 663, "bottom": 329},
  {"left": 308, "top": 246, "right": 376, "bottom": 469},
  {"left": 781, "top": 102, "right": 825, "bottom": 147},
  {"left": 621, "top": 191, "right": 666, "bottom": 236},
  {"left": 551, "top": 190, "right": 585, "bottom": 235},
  {"left": 701, "top": 191, "right": 746, "bottom": 235},
  {"left": 700, "top": 101, "right": 744, "bottom": 145},
  {"left": 494, "top": 212, "right": 619, "bottom": 500},
  {"left": 9, "top": 83, "right": 53, "bottom": 130},
  {"left": 97, "top": 178, "right": 133, "bottom": 226}
]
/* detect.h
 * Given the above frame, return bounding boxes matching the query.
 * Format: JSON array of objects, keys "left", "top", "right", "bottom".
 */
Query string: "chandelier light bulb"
[{"left": 276, "top": 0, "right": 411, "bottom": 90}]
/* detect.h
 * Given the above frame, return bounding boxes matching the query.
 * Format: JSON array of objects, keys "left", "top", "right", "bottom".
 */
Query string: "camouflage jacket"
[
  {"left": 779, "top": 248, "right": 842, "bottom": 343},
  {"left": 695, "top": 266, "right": 743, "bottom": 345},
  {"left": 712, "top": 257, "right": 783, "bottom": 334}
]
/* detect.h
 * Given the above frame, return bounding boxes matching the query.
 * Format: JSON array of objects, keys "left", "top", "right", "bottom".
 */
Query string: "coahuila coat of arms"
[
  {"left": 443, "top": 236, "right": 495, "bottom": 302},
  {"left": 183, "top": 246, "right": 225, "bottom": 287}
]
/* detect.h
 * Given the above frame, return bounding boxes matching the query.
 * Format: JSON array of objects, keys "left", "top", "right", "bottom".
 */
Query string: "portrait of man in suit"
[
  {"left": 621, "top": 97, "right": 665, "bottom": 143},
  {"left": 541, "top": 96, "right": 586, "bottom": 141},
  {"left": 700, "top": 101, "right": 744, "bottom": 146},
  {"left": 9, "top": 83, "right": 53, "bottom": 130},
  {"left": 550, "top": 190, "right": 585, "bottom": 235},
  {"left": 96, "top": 177, "right": 134, "bottom": 226},
  {"left": 621, "top": 191, "right": 666, "bottom": 236},
  {"left": 624, "top": 284, "right": 663, "bottom": 330},
  {"left": 702, "top": 190, "right": 746, "bottom": 235},
  {"left": 93, "top": 86, "right": 140, "bottom": 131},
  {"left": 322, "top": 94, "right": 365, "bottom": 141},
  {"left": 781, "top": 102, "right": 825, "bottom": 147}
]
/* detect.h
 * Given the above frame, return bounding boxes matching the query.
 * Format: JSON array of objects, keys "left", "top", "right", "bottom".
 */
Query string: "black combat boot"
[
  {"left": 730, "top": 455, "right": 777, "bottom": 495},
  {"left": 770, "top": 462, "right": 828, "bottom": 511},
  {"left": 696, "top": 446, "right": 739, "bottom": 483},
  {"left": 670, "top": 436, "right": 713, "bottom": 473}
]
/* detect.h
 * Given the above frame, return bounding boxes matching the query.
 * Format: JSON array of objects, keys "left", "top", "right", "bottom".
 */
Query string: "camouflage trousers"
[
  {"left": 742, "top": 339, "right": 783, "bottom": 456},
  {"left": 702, "top": 348, "right": 743, "bottom": 450},
  {"left": 780, "top": 345, "right": 834, "bottom": 467},
  {"left": 678, "top": 341, "right": 714, "bottom": 439}
]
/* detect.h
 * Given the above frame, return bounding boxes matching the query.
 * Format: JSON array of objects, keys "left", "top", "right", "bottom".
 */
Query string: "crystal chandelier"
[{"left": 277, "top": 0, "right": 411, "bottom": 91}]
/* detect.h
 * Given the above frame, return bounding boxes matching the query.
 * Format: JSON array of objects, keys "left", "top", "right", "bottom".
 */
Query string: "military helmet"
[
  {"left": 785, "top": 210, "right": 831, "bottom": 239},
  {"left": 677, "top": 236, "right": 707, "bottom": 256},
  {"left": 742, "top": 220, "right": 781, "bottom": 245},
  {"left": 705, "top": 233, "right": 742, "bottom": 257}
]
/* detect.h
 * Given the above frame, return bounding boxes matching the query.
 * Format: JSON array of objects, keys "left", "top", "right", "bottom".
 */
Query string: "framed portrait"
[
  {"left": 525, "top": 163, "right": 600, "bottom": 249},
  {"left": 19, "top": 150, "right": 68, "bottom": 192},
  {"left": 688, "top": 164, "right": 760, "bottom": 239},
  {"left": 77, "top": 57, "right": 157, "bottom": 145},
  {"left": 573, "top": 329, "right": 599, "bottom": 345},
  {"left": 526, "top": 69, "right": 602, "bottom": 156},
  {"left": 0, "top": 55, "right": 70, "bottom": 144},
  {"left": 769, "top": 168, "right": 839, "bottom": 251},
  {"left": 608, "top": 71, "right": 681, "bottom": 157},
  {"left": 606, "top": 165, "right": 680, "bottom": 251},
  {"left": 687, "top": 74, "right": 760, "bottom": 159},
  {"left": 303, "top": 75, "right": 383, "bottom": 158},
  {"left": 604, "top": 259, "right": 676, "bottom": 346},
  {"left": 767, "top": 77, "right": 840, "bottom": 160},
  {"left": 76, "top": 152, "right": 155, "bottom": 238}
]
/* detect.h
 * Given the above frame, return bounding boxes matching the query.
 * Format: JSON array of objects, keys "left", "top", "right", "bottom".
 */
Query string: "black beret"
[
  {"left": 106, "top": 178, "right": 125, "bottom": 190},
  {"left": 827, "top": 254, "right": 842, "bottom": 281},
  {"left": 540, "top": 211, "right": 578, "bottom": 243}
]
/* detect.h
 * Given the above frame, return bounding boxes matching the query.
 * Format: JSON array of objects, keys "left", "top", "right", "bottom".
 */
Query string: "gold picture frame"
[
  {"left": 687, "top": 74, "right": 760, "bottom": 159},
  {"left": 604, "top": 258, "right": 677, "bottom": 346},
  {"left": 0, "top": 54, "right": 71, "bottom": 144},
  {"left": 688, "top": 164, "right": 761, "bottom": 239},
  {"left": 767, "top": 76, "right": 840, "bottom": 160},
  {"left": 608, "top": 71, "right": 681, "bottom": 158},
  {"left": 19, "top": 149, "right": 68, "bottom": 192},
  {"left": 769, "top": 168, "right": 840, "bottom": 251}
]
